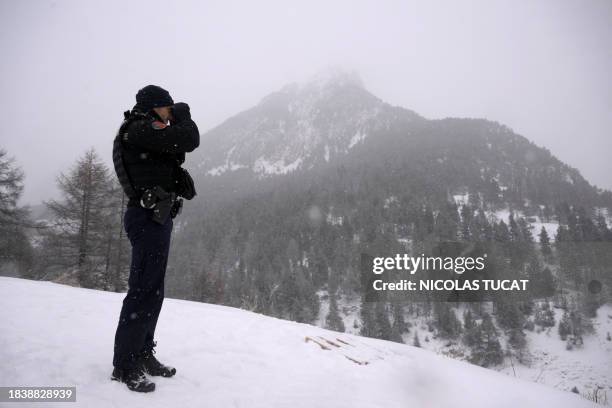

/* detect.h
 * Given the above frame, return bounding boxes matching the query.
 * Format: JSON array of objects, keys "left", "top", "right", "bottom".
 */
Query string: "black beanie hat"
[{"left": 135, "top": 85, "right": 174, "bottom": 111}]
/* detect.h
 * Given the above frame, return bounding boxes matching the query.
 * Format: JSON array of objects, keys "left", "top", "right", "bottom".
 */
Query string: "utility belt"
[{"left": 139, "top": 186, "right": 183, "bottom": 224}]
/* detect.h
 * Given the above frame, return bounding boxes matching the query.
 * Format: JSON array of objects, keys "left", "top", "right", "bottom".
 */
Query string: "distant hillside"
[{"left": 189, "top": 69, "right": 612, "bottom": 212}]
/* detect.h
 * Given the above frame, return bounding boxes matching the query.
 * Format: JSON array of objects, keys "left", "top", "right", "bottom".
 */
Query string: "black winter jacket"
[{"left": 112, "top": 104, "right": 200, "bottom": 207}]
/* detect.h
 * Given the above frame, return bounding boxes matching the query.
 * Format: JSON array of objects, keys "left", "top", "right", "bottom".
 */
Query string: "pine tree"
[
  {"left": 507, "top": 213, "right": 532, "bottom": 269},
  {"left": 596, "top": 214, "right": 611, "bottom": 241},
  {"left": 391, "top": 303, "right": 407, "bottom": 333},
  {"left": 0, "top": 149, "right": 34, "bottom": 276},
  {"left": 539, "top": 226, "right": 552, "bottom": 257},
  {"left": 534, "top": 302, "right": 555, "bottom": 328},
  {"left": 434, "top": 302, "right": 462, "bottom": 339},
  {"left": 495, "top": 299, "right": 524, "bottom": 331},
  {"left": 565, "top": 305, "right": 590, "bottom": 347},
  {"left": 558, "top": 310, "right": 571, "bottom": 341},
  {"left": 462, "top": 310, "right": 479, "bottom": 347},
  {"left": 278, "top": 265, "right": 319, "bottom": 323},
  {"left": 42, "top": 148, "right": 114, "bottom": 288},
  {"left": 507, "top": 327, "right": 527, "bottom": 361},
  {"left": 434, "top": 204, "right": 459, "bottom": 241},
  {"left": 494, "top": 220, "right": 510, "bottom": 243},
  {"left": 539, "top": 267, "right": 556, "bottom": 298},
  {"left": 495, "top": 298, "right": 528, "bottom": 361},
  {"left": 390, "top": 303, "right": 407, "bottom": 343},
  {"left": 359, "top": 298, "right": 377, "bottom": 338},
  {"left": 460, "top": 205, "right": 473, "bottom": 241},
  {"left": 101, "top": 179, "right": 130, "bottom": 291},
  {"left": 509, "top": 213, "right": 521, "bottom": 243},
  {"left": 480, "top": 313, "right": 504, "bottom": 366},
  {"left": 469, "top": 313, "right": 503, "bottom": 367},
  {"left": 325, "top": 291, "right": 345, "bottom": 332},
  {"left": 375, "top": 301, "right": 393, "bottom": 340},
  {"left": 413, "top": 331, "right": 421, "bottom": 347},
  {"left": 526, "top": 255, "right": 555, "bottom": 298},
  {"left": 463, "top": 309, "right": 476, "bottom": 330}
]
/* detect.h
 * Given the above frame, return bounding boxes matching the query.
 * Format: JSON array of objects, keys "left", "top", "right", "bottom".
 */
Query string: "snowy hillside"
[
  {"left": 195, "top": 69, "right": 422, "bottom": 177},
  {"left": 316, "top": 292, "right": 612, "bottom": 399},
  {"left": 0, "top": 277, "right": 598, "bottom": 407}
]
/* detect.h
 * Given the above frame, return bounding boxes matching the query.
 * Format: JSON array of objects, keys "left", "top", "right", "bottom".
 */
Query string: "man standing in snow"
[{"left": 111, "top": 85, "right": 200, "bottom": 392}]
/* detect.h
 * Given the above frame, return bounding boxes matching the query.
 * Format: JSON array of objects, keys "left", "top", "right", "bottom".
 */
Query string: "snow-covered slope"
[
  {"left": 0, "top": 277, "right": 597, "bottom": 407},
  {"left": 316, "top": 292, "right": 612, "bottom": 398},
  {"left": 496, "top": 305, "right": 612, "bottom": 393}
]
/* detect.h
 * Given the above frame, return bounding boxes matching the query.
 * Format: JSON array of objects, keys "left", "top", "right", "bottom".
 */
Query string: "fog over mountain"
[
  {"left": 194, "top": 69, "right": 413, "bottom": 177},
  {"left": 190, "top": 69, "right": 611, "bottom": 212},
  {"left": 1, "top": 0, "right": 611, "bottom": 204}
]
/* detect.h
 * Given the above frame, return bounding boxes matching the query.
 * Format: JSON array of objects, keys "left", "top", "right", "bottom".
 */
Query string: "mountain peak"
[
  {"left": 195, "top": 69, "right": 417, "bottom": 178},
  {"left": 303, "top": 67, "right": 364, "bottom": 90},
  {"left": 279, "top": 67, "right": 365, "bottom": 96}
]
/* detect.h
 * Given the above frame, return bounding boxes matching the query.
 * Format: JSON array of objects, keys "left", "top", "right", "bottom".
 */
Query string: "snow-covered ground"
[
  {"left": 488, "top": 207, "right": 559, "bottom": 242},
  {"left": 319, "top": 292, "right": 612, "bottom": 400},
  {"left": 447, "top": 196, "right": 560, "bottom": 243},
  {"left": 0, "top": 277, "right": 597, "bottom": 407},
  {"left": 496, "top": 305, "right": 612, "bottom": 395}
]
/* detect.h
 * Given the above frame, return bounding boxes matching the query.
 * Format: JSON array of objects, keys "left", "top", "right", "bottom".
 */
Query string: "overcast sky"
[{"left": 1, "top": 0, "right": 611, "bottom": 205}]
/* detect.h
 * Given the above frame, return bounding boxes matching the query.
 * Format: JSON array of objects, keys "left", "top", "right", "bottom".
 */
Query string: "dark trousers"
[{"left": 113, "top": 206, "right": 173, "bottom": 369}]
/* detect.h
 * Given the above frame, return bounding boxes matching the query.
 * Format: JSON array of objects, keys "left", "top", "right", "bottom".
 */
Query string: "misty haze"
[
  {"left": 1, "top": 1, "right": 611, "bottom": 407},
  {"left": 1, "top": 0, "right": 611, "bottom": 204}
]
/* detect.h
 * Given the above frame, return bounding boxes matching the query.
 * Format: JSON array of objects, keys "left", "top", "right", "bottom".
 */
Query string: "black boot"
[
  {"left": 111, "top": 366, "right": 155, "bottom": 392},
  {"left": 139, "top": 343, "right": 176, "bottom": 377}
]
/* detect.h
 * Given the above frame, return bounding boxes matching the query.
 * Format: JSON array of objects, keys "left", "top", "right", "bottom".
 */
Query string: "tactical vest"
[{"left": 112, "top": 110, "right": 183, "bottom": 205}]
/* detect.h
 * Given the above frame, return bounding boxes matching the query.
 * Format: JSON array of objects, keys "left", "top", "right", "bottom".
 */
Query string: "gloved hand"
[
  {"left": 170, "top": 198, "right": 183, "bottom": 219},
  {"left": 171, "top": 102, "right": 191, "bottom": 123}
]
